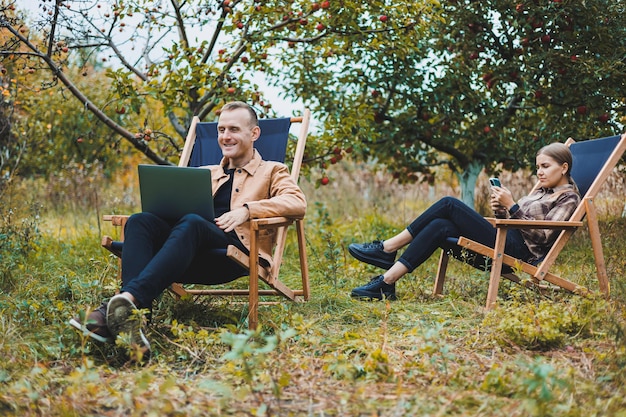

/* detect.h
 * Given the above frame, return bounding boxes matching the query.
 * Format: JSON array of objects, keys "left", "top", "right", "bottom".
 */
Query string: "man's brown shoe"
[{"left": 69, "top": 301, "right": 113, "bottom": 343}]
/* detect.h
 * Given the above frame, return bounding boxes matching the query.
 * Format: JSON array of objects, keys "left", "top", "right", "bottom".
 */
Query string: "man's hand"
[{"left": 215, "top": 206, "right": 250, "bottom": 233}]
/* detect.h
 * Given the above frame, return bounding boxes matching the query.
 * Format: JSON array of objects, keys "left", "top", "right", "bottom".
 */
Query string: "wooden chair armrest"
[
  {"left": 486, "top": 217, "right": 583, "bottom": 229},
  {"left": 103, "top": 214, "right": 301, "bottom": 230},
  {"left": 250, "top": 216, "right": 297, "bottom": 230},
  {"left": 103, "top": 214, "right": 130, "bottom": 226}
]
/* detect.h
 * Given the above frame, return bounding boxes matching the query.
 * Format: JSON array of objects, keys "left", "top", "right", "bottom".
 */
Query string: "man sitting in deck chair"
[{"left": 71, "top": 101, "right": 306, "bottom": 354}]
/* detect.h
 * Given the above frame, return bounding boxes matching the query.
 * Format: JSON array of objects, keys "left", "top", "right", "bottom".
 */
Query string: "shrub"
[
  {"left": 481, "top": 297, "right": 595, "bottom": 350},
  {"left": 0, "top": 200, "right": 41, "bottom": 291}
]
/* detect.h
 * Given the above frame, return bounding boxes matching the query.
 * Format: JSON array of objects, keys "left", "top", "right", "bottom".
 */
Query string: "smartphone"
[{"left": 489, "top": 177, "right": 501, "bottom": 187}]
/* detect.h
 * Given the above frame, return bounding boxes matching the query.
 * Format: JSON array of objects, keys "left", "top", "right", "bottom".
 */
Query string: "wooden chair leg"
[
  {"left": 485, "top": 228, "right": 508, "bottom": 310},
  {"left": 296, "top": 220, "right": 310, "bottom": 301},
  {"left": 585, "top": 198, "right": 610, "bottom": 296},
  {"left": 248, "top": 276, "right": 258, "bottom": 330},
  {"left": 434, "top": 249, "right": 450, "bottom": 296},
  {"left": 248, "top": 225, "right": 260, "bottom": 330}
]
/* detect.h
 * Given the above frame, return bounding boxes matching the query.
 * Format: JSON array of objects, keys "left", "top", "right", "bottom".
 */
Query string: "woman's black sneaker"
[
  {"left": 348, "top": 240, "right": 397, "bottom": 269},
  {"left": 350, "top": 275, "right": 396, "bottom": 300}
]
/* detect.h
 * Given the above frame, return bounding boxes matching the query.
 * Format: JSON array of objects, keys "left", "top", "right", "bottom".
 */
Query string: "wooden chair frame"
[
  {"left": 434, "top": 134, "right": 626, "bottom": 310},
  {"left": 102, "top": 110, "right": 311, "bottom": 329}
]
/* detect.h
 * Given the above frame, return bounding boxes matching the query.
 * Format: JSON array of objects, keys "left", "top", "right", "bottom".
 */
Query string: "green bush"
[
  {"left": 0, "top": 200, "right": 41, "bottom": 291},
  {"left": 481, "top": 297, "right": 596, "bottom": 350}
]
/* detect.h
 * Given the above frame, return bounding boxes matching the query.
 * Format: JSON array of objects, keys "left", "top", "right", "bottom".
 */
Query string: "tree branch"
[
  {"left": 4, "top": 24, "right": 170, "bottom": 165},
  {"left": 46, "top": 0, "right": 61, "bottom": 58}
]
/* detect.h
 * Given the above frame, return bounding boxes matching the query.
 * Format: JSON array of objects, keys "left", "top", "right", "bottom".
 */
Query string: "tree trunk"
[{"left": 456, "top": 160, "right": 483, "bottom": 209}]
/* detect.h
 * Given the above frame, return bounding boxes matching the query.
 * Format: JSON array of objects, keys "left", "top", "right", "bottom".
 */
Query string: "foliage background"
[{"left": 2, "top": 0, "right": 625, "bottom": 204}]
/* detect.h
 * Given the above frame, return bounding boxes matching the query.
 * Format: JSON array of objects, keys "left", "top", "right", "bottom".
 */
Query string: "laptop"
[{"left": 138, "top": 164, "right": 215, "bottom": 221}]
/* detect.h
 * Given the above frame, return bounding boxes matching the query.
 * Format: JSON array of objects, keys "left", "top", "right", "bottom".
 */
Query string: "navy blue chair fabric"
[
  {"left": 569, "top": 134, "right": 621, "bottom": 197},
  {"left": 189, "top": 117, "right": 292, "bottom": 167}
]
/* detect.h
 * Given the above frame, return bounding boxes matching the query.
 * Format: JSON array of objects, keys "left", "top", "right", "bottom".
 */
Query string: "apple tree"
[
  {"left": 1, "top": 0, "right": 439, "bottom": 170},
  {"left": 0, "top": 4, "right": 145, "bottom": 182},
  {"left": 276, "top": 0, "right": 626, "bottom": 205},
  {"left": 0, "top": 6, "right": 25, "bottom": 195}
]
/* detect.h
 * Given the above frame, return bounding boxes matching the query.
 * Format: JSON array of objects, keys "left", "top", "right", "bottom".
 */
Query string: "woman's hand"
[{"left": 490, "top": 186, "right": 515, "bottom": 211}]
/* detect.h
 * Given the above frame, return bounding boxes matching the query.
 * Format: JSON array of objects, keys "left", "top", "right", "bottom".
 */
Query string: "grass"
[{"left": 1, "top": 163, "right": 625, "bottom": 416}]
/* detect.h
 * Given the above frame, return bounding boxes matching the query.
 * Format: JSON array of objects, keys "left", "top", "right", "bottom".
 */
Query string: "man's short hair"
[{"left": 220, "top": 101, "right": 259, "bottom": 127}]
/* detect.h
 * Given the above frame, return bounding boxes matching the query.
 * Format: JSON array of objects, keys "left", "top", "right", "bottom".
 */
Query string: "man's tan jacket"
[{"left": 207, "top": 149, "right": 306, "bottom": 268}]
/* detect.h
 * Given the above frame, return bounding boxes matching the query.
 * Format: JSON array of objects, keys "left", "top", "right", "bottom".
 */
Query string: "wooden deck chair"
[
  {"left": 434, "top": 133, "right": 626, "bottom": 310},
  {"left": 102, "top": 110, "right": 311, "bottom": 329}
]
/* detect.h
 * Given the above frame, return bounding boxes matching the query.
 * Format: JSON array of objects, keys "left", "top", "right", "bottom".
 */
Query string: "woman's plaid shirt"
[{"left": 510, "top": 183, "right": 580, "bottom": 263}]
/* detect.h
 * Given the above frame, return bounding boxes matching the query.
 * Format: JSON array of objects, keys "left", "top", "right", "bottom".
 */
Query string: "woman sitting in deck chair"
[{"left": 348, "top": 142, "right": 580, "bottom": 300}]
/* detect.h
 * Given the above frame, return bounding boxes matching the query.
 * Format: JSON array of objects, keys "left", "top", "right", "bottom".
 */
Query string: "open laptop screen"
[{"left": 138, "top": 165, "right": 215, "bottom": 222}]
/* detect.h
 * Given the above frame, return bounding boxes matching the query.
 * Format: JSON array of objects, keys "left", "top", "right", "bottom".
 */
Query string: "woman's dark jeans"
[
  {"left": 120, "top": 212, "right": 247, "bottom": 308},
  {"left": 397, "top": 197, "right": 531, "bottom": 272}
]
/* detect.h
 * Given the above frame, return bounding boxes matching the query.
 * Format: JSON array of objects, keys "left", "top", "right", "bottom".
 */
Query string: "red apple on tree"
[
  {"left": 321, "top": 0, "right": 330, "bottom": 9},
  {"left": 320, "top": 176, "right": 330, "bottom": 185},
  {"left": 532, "top": 20, "right": 544, "bottom": 29}
]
